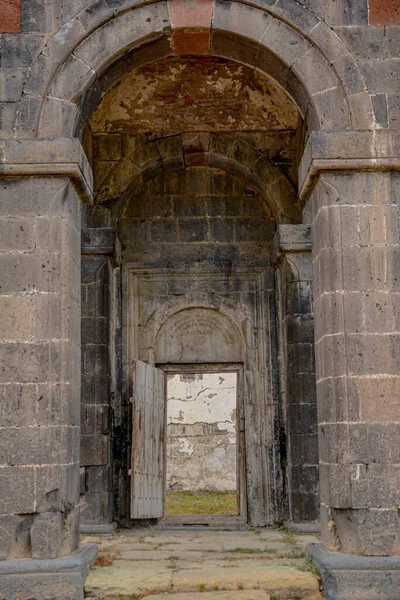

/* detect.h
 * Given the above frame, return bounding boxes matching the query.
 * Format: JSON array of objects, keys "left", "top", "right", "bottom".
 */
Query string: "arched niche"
[{"left": 154, "top": 308, "right": 243, "bottom": 364}]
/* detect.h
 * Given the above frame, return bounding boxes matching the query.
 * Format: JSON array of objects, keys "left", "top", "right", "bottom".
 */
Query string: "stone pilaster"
[
  {"left": 0, "top": 139, "right": 97, "bottom": 600},
  {"left": 275, "top": 225, "right": 319, "bottom": 525},
  {"left": 80, "top": 228, "right": 116, "bottom": 533},
  {"left": 301, "top": 131, "right": 400, "bottom": 600}
]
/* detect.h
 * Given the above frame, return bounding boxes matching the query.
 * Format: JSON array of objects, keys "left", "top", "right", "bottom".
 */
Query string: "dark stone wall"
[
  {"left": 118, "top": 166, "right": 277, "bottom": 268},
  {"left": 80, "top": 245, "right": 113, "bottom": 525},
  {"left": 285, "top": 259, "right": 319, "bottom": 523}
]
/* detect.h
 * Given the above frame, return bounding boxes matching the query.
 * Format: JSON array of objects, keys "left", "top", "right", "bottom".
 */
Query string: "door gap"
[{"left": 165, "top": 369, "right": 240, "bottom": 522}]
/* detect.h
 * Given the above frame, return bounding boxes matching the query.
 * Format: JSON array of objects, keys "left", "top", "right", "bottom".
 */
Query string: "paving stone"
[{"left": 146, "top": 591, "right": 271, "bottom": 599}]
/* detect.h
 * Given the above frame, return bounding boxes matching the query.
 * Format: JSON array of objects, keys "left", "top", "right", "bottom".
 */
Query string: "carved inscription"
[{"left": 155, "top": 308, "right": 242, "bottom": 363}]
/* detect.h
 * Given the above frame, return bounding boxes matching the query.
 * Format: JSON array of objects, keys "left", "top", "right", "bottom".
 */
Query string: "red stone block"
[
  {"left": 369, "top": 0, "right": 400, "bottom": 25},
  {"left": 168, "top": 0, "right": 213, "bottom": 29},
  {"left": 172, "top": 28, "right": 211, "bottom": 55},
  {"left": 0, "top": 0, "right": 20, "bottom": 33}
]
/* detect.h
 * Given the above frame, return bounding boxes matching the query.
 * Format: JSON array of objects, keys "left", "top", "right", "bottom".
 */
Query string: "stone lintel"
[
  {"left": 273, "top": 224, "right": 311, "bottom": 262},
  {"left": 82, "top": 228, "right": 115, "bottom": 255},
  {"left": 307, "top": 543, "right": 400, "bottom": 600},
  {"left": 299, "top": 130, "right": 400, "bottom": 201},
  {"left": 0, "top": 138, "right": 93, "bottom": 203},
  {"left": 0, "top": 544, "right": 98, "bottom": 600}
]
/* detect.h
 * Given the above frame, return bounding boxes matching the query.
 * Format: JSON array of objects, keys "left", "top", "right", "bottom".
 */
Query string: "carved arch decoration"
[
  {"left": 138, "top": 295, "right": 255, "bottom": 365},
  {"left": 154, "top": 307, "right": 244, "bottom": 364},
  {"left": 17, "top": 0, "right": 375, "bottom": 139}
]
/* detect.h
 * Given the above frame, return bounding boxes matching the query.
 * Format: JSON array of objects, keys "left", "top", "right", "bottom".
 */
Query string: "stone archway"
[
  {"left": 15, "top": 0, "right": 374, "bottom": 139},
  {"left": 2, "top": 3, "right": 400, "bottom": 600}
]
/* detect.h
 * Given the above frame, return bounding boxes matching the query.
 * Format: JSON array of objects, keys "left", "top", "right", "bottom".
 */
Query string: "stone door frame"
[
  {"left": 122, "top": 265, "right": 281, "bottom": 526},
  {"left": 158, "top": 362, "right": 247, "bottom": 526}
]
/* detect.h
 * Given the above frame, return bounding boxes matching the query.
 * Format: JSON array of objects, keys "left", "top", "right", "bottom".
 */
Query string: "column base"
[
  {"left": 285, "top": 521, "right": 320, "bottom": 534},
  {"left": 307, "top": 543, "right": 400, "bottom": 600},
  {"left": 80, "top": 522, "right": 118, "bottom": 535},
  {"left": 0, "top": 544, "right": 98, "bottom": 600}
]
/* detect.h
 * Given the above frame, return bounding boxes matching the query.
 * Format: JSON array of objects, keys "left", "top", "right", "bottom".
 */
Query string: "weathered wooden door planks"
[{"left": 131, "top": 359, "right": 165, "bottom": 519}]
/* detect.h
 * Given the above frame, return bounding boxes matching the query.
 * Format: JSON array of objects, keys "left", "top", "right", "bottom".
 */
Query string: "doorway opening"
[{"left": 161, "top": 364, "right": 246, "bottom": 525}]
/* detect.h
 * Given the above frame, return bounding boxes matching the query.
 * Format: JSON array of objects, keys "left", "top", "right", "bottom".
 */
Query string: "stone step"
[
  {"left": 146, "top": 592, "right": 270, "bottom": 599},
  {"left": 85, "top": 562, "right": 320, "bottom": 599},
  {"left": 172, "top": 565, "right": 319, "bottom": 598}
]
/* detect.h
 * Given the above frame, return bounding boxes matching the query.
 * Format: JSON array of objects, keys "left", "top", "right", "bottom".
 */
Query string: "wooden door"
[{"left": 131, "top": 359, "right": 166, "bottom": 519}]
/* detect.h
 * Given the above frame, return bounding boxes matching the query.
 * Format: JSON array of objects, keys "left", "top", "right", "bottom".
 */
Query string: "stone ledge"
[
  {"left": 0, "top": 138, "right": 93, "bottom": 203},
  {"left": 0, "top": 544, "right": 98, "bottom": 600},
  {"left": 80, "top": 522, "right": 118, "bottom": 535},
  {"left": 307, "top": 543, "right": 400, "bottom": 600},
  {"left": 286, "top": 522, "right": 320, "bottom": 534},
  {"left": 299, "top": 130, "right": 400, "bottom": 201}
]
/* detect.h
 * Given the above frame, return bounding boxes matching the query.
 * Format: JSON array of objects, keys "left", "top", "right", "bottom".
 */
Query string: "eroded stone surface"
[{"left": 89, "top": 57, "right": 299, "bottom": 134}]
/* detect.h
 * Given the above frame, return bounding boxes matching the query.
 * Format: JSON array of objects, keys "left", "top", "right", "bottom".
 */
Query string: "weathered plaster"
[{"left": 167, "top": 372, "right": 237, "bottom": 492}]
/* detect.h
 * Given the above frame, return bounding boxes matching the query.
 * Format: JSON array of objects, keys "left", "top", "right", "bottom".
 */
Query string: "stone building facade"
[{"left": 0, "top": 0, "right": 399, "bottom": 598}]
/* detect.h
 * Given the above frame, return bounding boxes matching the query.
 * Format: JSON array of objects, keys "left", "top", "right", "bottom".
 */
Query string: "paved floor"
[{"left": 83, "top": 526, "right": 323, "bottom": 600}]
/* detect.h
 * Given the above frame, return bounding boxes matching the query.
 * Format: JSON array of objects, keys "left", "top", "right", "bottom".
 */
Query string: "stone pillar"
[
  {"left": 80, "top": 228, "right": 116, "bottom": 534},
  {"left": 0, "top": 140, "right": 97, "bottom": 600},
  {"left": 275, "top": 225, "right": 319, "bottom": 527},
  {"left": 301, "top": 132, "right": 400, "bottom": 600}
]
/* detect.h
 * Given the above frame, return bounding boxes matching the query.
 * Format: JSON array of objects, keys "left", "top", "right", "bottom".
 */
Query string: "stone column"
[
  {"left": 301, "top": 131, "right": 400, "bottom": 600},
  {"left": 275, "top": 225, "right": 319, "bottom": 527},
  {"left": 0, "top": 139, "right": 97, "bottom": 600}
]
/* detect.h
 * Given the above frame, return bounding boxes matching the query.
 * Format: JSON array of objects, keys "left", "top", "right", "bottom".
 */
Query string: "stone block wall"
[
  {"left": 166, "top": 372, "right": 237, "bottom": 492},
  {"left": 0, "top": 177, "right": 81, "bottom": 560},
  {"left": 117, "top": 163, "right": 276, "bottom": 269}
]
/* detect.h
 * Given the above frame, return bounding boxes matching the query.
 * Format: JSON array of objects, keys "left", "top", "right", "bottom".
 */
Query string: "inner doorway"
[
  {"left": 166, "top": 370, "right": 238, "bottom": 517},
  {"left": 161, "top": 364, "right": 246, "bottom": 526}
]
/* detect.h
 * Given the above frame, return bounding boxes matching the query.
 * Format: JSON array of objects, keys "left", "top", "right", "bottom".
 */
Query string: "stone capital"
[
  {"left": 273, "top": 224, "right": 312, "bottom": 262},
  {"left": 0, "top": 138, "right": 93, "bottom": 203},
  {"left": 299, "top": 130, "right": 400, "bottom": 201}
]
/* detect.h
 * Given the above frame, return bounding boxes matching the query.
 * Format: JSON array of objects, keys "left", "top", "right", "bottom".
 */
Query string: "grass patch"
[
  {"left": 165, "top": 491, "right": 237, "bottom": 515},
  {"left": 282, "top": 549, "right": 305, "bottom": 559}
]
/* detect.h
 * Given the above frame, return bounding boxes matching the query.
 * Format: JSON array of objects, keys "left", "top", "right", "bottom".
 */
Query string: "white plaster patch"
[{"left": 178, "top": 437, "right": 194, "bottom": 456}]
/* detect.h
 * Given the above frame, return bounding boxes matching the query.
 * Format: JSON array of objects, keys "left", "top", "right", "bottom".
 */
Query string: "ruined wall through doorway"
[{"left": 166, "top": 372, "right": 237, "bottom": 492}]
